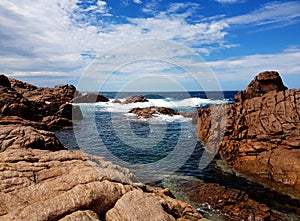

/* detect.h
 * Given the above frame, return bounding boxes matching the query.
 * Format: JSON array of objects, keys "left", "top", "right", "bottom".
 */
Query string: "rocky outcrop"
[
  {"left": 123, "top": 95, "right": 149, "bottom": 104},
  {"left": 0, "top": 75, "right": 83, "bottom": 129},
  {"left": 129, "top": 106, "right": 179, "bottom": 118},
  {"left": 177, "top": 180, "right": 283, "bottom": 221},
  {"left": 0, "top": 74, "right": 11, "bottom": 87},
  {"left": 195, "top": 71, "right": 300, "bottom": 200},
  {"left": 0, "top": 125, "right": 203, "bottom": 221},
  {"left": 73, "top": 93, "right": 109, "bottom": 103}
]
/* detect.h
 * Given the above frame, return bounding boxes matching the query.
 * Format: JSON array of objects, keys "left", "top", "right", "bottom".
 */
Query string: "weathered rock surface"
[
  {"left": 0, "top": 125, "right": 203, "bottom": 221},
  {"left": 129, "top": 106, "right": 179, "bottom": 118},
  {"left": 73, "top": 93, "right": 109, "bottom": 103},
  {"left": 195, "top": 71, "right": 300, "bottom": 200},
  {"left": 0, "top": 75, "right": 83, "bottom": 129},
  {"left": 178, "top": 180, "right": 283, "bottom": 221},
  {"left": 123, "top": 95, "right": 149, "bottom": 104}
]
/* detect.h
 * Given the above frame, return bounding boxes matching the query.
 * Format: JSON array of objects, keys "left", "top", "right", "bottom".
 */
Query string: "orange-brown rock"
[
  {"left": 195, "top": 71, "right": 300, "bottom": 200},
  {"left": 1, "top": 75, "right": 83, "bottom": 129},
  {"left": 0, "top": 125, "right": 204, "bottom": 221},
  {"left": 178, "top": 180, "right": 283, "bottom": 221},
  {"left": 123, "top": 95, "right": 149, "bottom": 104}
]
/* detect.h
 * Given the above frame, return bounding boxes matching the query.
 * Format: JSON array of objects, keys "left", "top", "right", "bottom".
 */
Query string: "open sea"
[{"left": 55, "top": 91, "right": 300, "bottom": 221}]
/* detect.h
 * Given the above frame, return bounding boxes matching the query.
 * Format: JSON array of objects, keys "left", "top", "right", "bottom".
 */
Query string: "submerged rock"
[
  {"left": 195, "top": 71, "right": 300, "bottom": 200},
  {"left": 129, "top": 106, "right": 179, "bottom": 118}
]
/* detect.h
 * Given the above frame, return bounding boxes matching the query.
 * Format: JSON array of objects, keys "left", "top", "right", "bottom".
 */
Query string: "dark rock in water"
[
  {"left": 122, "top": 95, "right": 148, "bottom": 104},
  {"left": 195, "top": 71, "right": 300, "bottom": 200},
  {"left": 129, "top": 106, "right": 179, "bottom": 118},
  {"left": 112, "top": 99, "right": 121, "bottom": 103},
  {"left": 73, "top": 93, "right": 109, "bottom": 103},
  {"left": 179, "top": 180, "right": 283, "bottom": 221},
  {"left": 0, "top": 74, "right": 11, "bottom": 87},
  {"left": 0, "top": 124, "right": 203, "bottom": 221}
]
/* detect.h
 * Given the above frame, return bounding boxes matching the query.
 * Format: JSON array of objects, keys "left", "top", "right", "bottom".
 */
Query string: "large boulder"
[
  {"left": 129, "top": 106, "right": 179, "bottom": 118},
  {"left": 0, "top": 125, "right": 203, "bottom": 221},
  {"left": 195, "top": 71, "right": 300, "bottom": 200},
  {"left": 0, "top": 74, "right": 11, "bottom": 87}
]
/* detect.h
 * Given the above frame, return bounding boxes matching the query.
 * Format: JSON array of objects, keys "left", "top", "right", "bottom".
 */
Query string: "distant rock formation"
[
  {"left": 195, "top": 71, "right": 300, "bottom": 200},
  {"left": 123, "top": 95, "right": 149, "bottom": 104},
  {"left": 0, "top": 124, "right": 203, "bottom": 221},
  {"left": 129, "top": 106, "right": 179, "bottom": 118}
]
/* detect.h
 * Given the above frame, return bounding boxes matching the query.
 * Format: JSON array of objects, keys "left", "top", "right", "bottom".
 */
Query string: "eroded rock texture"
[
  {"left": 195, "top": 71, "right": 300, "bottom": 200},
  {"left": 0, "top": 125, "right": 203, "bottom": 221}
]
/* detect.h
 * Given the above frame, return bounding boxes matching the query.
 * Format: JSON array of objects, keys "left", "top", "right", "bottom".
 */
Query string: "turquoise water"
[{"left": 55, "top": 91, "right": 300, "bottom": 220}]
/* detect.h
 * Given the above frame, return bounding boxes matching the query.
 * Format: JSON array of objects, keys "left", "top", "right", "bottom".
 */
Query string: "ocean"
[{"left": 55, "top": 91, "right": 300, "bottom": 221}]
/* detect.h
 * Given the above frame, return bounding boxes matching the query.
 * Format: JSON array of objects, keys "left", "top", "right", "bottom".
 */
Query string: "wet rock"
[
  {"left": 112, "top": 99, "right": 121, "bottom": 103},
  {"left": 73, "top": 93, "right": 109, "bottom": 103},
  {"left": 195, "top": 71, "right": 300, "bottom": 200},
  {"left": 56, "top": 103, "right": 83, "bottom": 120},
  {"left": 129, "top": 106, "right": 179, "bottom": 118},
  {"left": 181, "top": 181, "right": 283, "bottom": 221},
  {"left": 122, "top": 95, "right": 149, "bottom": 104}
]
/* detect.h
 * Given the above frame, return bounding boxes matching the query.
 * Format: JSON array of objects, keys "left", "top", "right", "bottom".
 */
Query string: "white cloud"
[
  {"left": 0, "top": 0, "right": 300, "bottom": 90},
  {"left": 225, "top": 1, "right": 300, "bottom": 28},
  {"left": 208, "top": 47, "right": 300, "bottom": 83},
  {"left": 215, "top": 0, "right": 245, "bottom": 4},
  {"left": 133, "top": 0, "right": 142, "bottom": 4}
]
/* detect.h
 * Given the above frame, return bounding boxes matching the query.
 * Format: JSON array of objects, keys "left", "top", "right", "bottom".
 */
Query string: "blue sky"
[{"left": 0, "top": 0, "right": 299, "bottom": 91}]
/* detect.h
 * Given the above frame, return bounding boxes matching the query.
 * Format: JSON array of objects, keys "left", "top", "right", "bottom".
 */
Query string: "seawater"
[{"left": 55, "top": 91, "right": 300, "bottom": 220}]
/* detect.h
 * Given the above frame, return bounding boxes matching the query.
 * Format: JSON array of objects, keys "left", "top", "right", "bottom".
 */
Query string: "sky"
[{"left": 0, "top": 0, "right": 300, "bottom": 91}]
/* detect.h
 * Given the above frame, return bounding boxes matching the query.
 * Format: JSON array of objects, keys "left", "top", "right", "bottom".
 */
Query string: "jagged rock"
[
  {"left": 0, "top": 125, "right": 65, "bottom": 152},
  {"left": 0, "top": 74, "right": 11, "bottom": 87},
  {"left": 235, "top": 71, "right": 287, "bottom": 102},
  {"left": 195, "top": 71, "right": 300, "bottom": 200},
  {"left": 73, "top": 93, "right": 109, "bottom": 103},
  {"left": 178, "top": 180, "right": 283, "bottom": 221},
  {"left": 122, "top": 95, "right": 149, "bottom": 104},
  {"left": 129, "top": 106, "right": 179, "bottom": 118},
  {"left": 0, "top": 75, "right": 83, "bottom": 130},
  {"left": 0, "top": 126, "right": 203, "bottom": 221},
  {"left": 0, "top": 86, "right": 40, "bottom": 121},
  {"left": 9, "top": 77, "right": 37, "bottom": 94}
]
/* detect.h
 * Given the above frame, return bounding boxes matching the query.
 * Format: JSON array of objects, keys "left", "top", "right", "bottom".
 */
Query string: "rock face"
[
  {"left": 0, "top": 75, "right": 83, "bottom": 129},
  {"left": 0, "top": 74, "right": 11, "bottom": 87},
  {"left": 178, "top": 181, "right": 282, "bottom": 221},
  {"left": 0, "top": 125, "right": 203, "bottom": 221},
  {"left": 123, "top": 95, "right": 149, "bottom": 104},
  {"left": 195, "top": 71, "right": 300, "bottom": 200},
  {"left": 73, "top": 93, "right": 109, "bottom": 103},
  {"left": 129, "top": 106, "right": 179, "bottom": 118}
]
